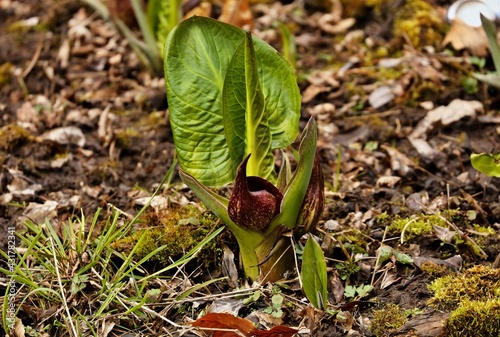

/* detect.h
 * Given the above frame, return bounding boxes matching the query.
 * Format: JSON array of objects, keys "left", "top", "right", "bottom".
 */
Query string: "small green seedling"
[
  {"left": 344, "top": 284, "right": 373, "bottom": 300},
  {"left": 263, "top": 293, "right": 285, "bottom": 318}
]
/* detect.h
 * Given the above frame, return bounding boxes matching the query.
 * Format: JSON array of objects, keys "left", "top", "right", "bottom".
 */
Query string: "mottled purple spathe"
[
  {"left": 228, "top": 155, "right": 283, "bottom": 231},
  {"left": 295, "top": 153, "right": 324, "bottom": 236}
]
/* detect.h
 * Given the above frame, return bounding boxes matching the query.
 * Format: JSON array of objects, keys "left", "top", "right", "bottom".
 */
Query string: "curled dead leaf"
[
  {"left": 191, "top": 312, "right": 298, "bottom": 337},
  {"left": 442, "top": 18, "right": 489, "bottom": 56},
  {"left": 192, "top": 312, "right": 256, "bottom": 337}
]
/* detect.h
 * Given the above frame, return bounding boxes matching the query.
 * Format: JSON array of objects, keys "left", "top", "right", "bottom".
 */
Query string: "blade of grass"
[
  {"left": 175, "top": 276, "right": 228, "bottom": 301},
  {"left": 48, "top": 235, "right": 78, "bottom": 337},
  {"left": 130, "top": 0, "right": 162, "bottom": 73}
]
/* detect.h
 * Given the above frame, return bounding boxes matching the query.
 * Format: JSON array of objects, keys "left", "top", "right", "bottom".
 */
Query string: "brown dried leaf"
[
  {"left": 191, "top": 313, "right": 298, "bottom": 337},
  {"left": 219, "top": 0, "right": 253, "bottom": 29},
  {"left": 318, "top": 14, "right": 355, "bottom": 35},
  {"left": 328, "top": 270, "right": 345, "bottom": 304},
  {"left": 442, "top": 18, "right": 489, "bottom": 56},
  {"left": 184, "top": 2, "right": 212, "bottom": 20},
  {"left": 192, "top": 313, "right": 257, "bottom": 337},
  {"left": 222, "top": 244, "right": 239, "bottom": 288},
  {"left": 12, "top": 318, "right": 25, "bottom": 337},
  {"left": 255, "top": 325, "right": 298, "bottom": 337},
  {"left": 410, "top": 99, "right": 482, "bottom": 139}
]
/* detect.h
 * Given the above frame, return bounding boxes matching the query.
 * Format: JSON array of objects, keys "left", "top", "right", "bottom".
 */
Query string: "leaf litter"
[{"left": 2, "top": 0, "right": 500, "bottom": 336}]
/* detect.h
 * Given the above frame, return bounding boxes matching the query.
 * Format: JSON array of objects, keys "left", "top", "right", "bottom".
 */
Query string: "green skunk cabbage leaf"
[
  {"left": 471, "top": 153, "right": 500, "bottom": 177},
  {"left": 223, "top": 31, "right": 274, "bottom": 180},
  {"left": 164, "top": 16, "right": 300, "bottom": 186},
  {"left": 301, "top": 236, "right": 328, "bottom": 309}
]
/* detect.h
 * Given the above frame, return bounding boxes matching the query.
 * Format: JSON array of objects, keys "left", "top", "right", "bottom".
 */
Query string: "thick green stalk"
[
  {"left": 232, "top": 226, "right": 265, "bottom": 281},
  {"left": 179, "top": 169, "right": 265, "bottom": 281}
]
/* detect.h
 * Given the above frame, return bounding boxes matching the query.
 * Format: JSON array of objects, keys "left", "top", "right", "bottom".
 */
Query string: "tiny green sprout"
[
  {"left": 263, "top": 293, "right": 284, "bottom": 318},
  {"left": 467, "top": 210, "right": 477, "bottom": 221},
  {"left": 70, "top": 274, "right": 89, "bottom": 295},
  {"left": 336, "top": 261, "right": 360, "bottom": 281},
  {"left": 470, "top": 56, "right": 486, "bottom": 70},
  {"left": 82, "top": 0, "right": 166, "bottom": 74},
  {"left": 344, "top": 284, "right": 373, "bottom": 300},
  {"left": 461, "top": 77, "right": 478, "bottom": 95},
  {"left": 242, "top": 290, "right": 262, "bottom": 305}
]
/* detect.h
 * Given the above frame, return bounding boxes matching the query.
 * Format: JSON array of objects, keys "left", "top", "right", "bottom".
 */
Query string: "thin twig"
[
  {"left": 370, "top": 226, "right": 389, "bottom": 287},
  {"left": 292, "top": 236, "right": 302, "bottom": 290},
  {"left": 22, "top": 37, "right": 43, "bottom": 78},
  {"left": 419, "top": 203, "right": 488, "bottom": 259}
]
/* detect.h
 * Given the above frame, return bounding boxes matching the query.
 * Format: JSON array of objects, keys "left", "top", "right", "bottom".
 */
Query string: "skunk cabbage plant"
[{"left": 164, "top": 16, "right": 324, "bottom": 282}]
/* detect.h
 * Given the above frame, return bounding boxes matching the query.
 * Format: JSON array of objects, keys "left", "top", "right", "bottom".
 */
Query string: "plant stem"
[{"left": 231, "top": 226, "right": 264, "bottom": 281}]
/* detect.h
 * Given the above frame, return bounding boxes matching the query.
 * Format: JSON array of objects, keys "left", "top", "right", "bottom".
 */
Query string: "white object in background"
[{"left": 447, "top": 0, "right": 496, "bottom": 27}]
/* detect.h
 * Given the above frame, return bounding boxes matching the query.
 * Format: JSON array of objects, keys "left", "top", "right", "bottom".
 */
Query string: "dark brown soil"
[{"left": 2, "top": 0, "right": 500, "bottom": 336}]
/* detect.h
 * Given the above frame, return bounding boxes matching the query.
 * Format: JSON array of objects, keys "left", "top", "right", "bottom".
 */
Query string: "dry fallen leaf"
[
  {"left": 218, "top": 0, "right": 253, "bottom": 29},
  {"left": 40, "top": 126, "right": 86, "bottom": 147},
  {"left": 369, "top": 85, "right": 395, "bottom": 109},
  {"left": 184, "top": 1, "right": 212, "bottom": 20},
  {"left": 192, "top": 313, "right": 257, "bottom": 337},
  {"left": 442, "top": 18, "right": 489, "bottom": 56},
  {"left": 318, "top": 14, "right": 355, "bottom": 35},
  {"left": 222, "top": 244, "right": 239, "bottom": 288},
  {"left": 410, "top": 99, "right": 482, "bottom": 139},
  {"left": 12, "top": 318, "right": 26, "bottom": 337},
  {"left": 191, "top": 312, "right": 298, "bottom": 337},
  {"left": 256, "top": 326, "right": 299, "bottom": 337}
]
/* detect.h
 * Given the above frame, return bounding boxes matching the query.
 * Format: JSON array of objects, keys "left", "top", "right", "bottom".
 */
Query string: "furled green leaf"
[
  {"left": 270, "top": 118, "right": 317, "bottom": 230},
  {"left": 294, "top": 152, "right": 324, "bottom": 235},
  {"left": 471, "top": 153, "right": 500, "bottom": 177},
  {"left": 481, "top": 14, "right": 500, "bottom": 74},
  {"left": 223, "top": 31, "right": 274, "bottom": 180},
  {"left": 165, "top": 16, "right": 300, "bottom": 186},
  {"left": 148, "top": 0, "right": 182, "bottom": 53},
  {"left": 276, "top": 150, "right": 292, "bottom": 192},
  {"left": 301, "top": 236, "right": 328, "bottom": 309},
  {"left": 473, "top": 15, "right": 500, "bottom": 88}
]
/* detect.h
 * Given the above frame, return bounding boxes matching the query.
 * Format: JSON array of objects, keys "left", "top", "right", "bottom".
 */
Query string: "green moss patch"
[
  {"left": 443, "top": 299, "right": 500, "bottom": 337},
  {"left": 370, "top": 303, "right": 408, "bottom": 337},
  {"left": 0, "top": 123, "right": 33, "bottom": 151},
  {"left": 428, "top": 265, "right": 500, "bottom": 311},
  {"left": 111, "top": 203, "right": 221, "bottom": 267}
]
